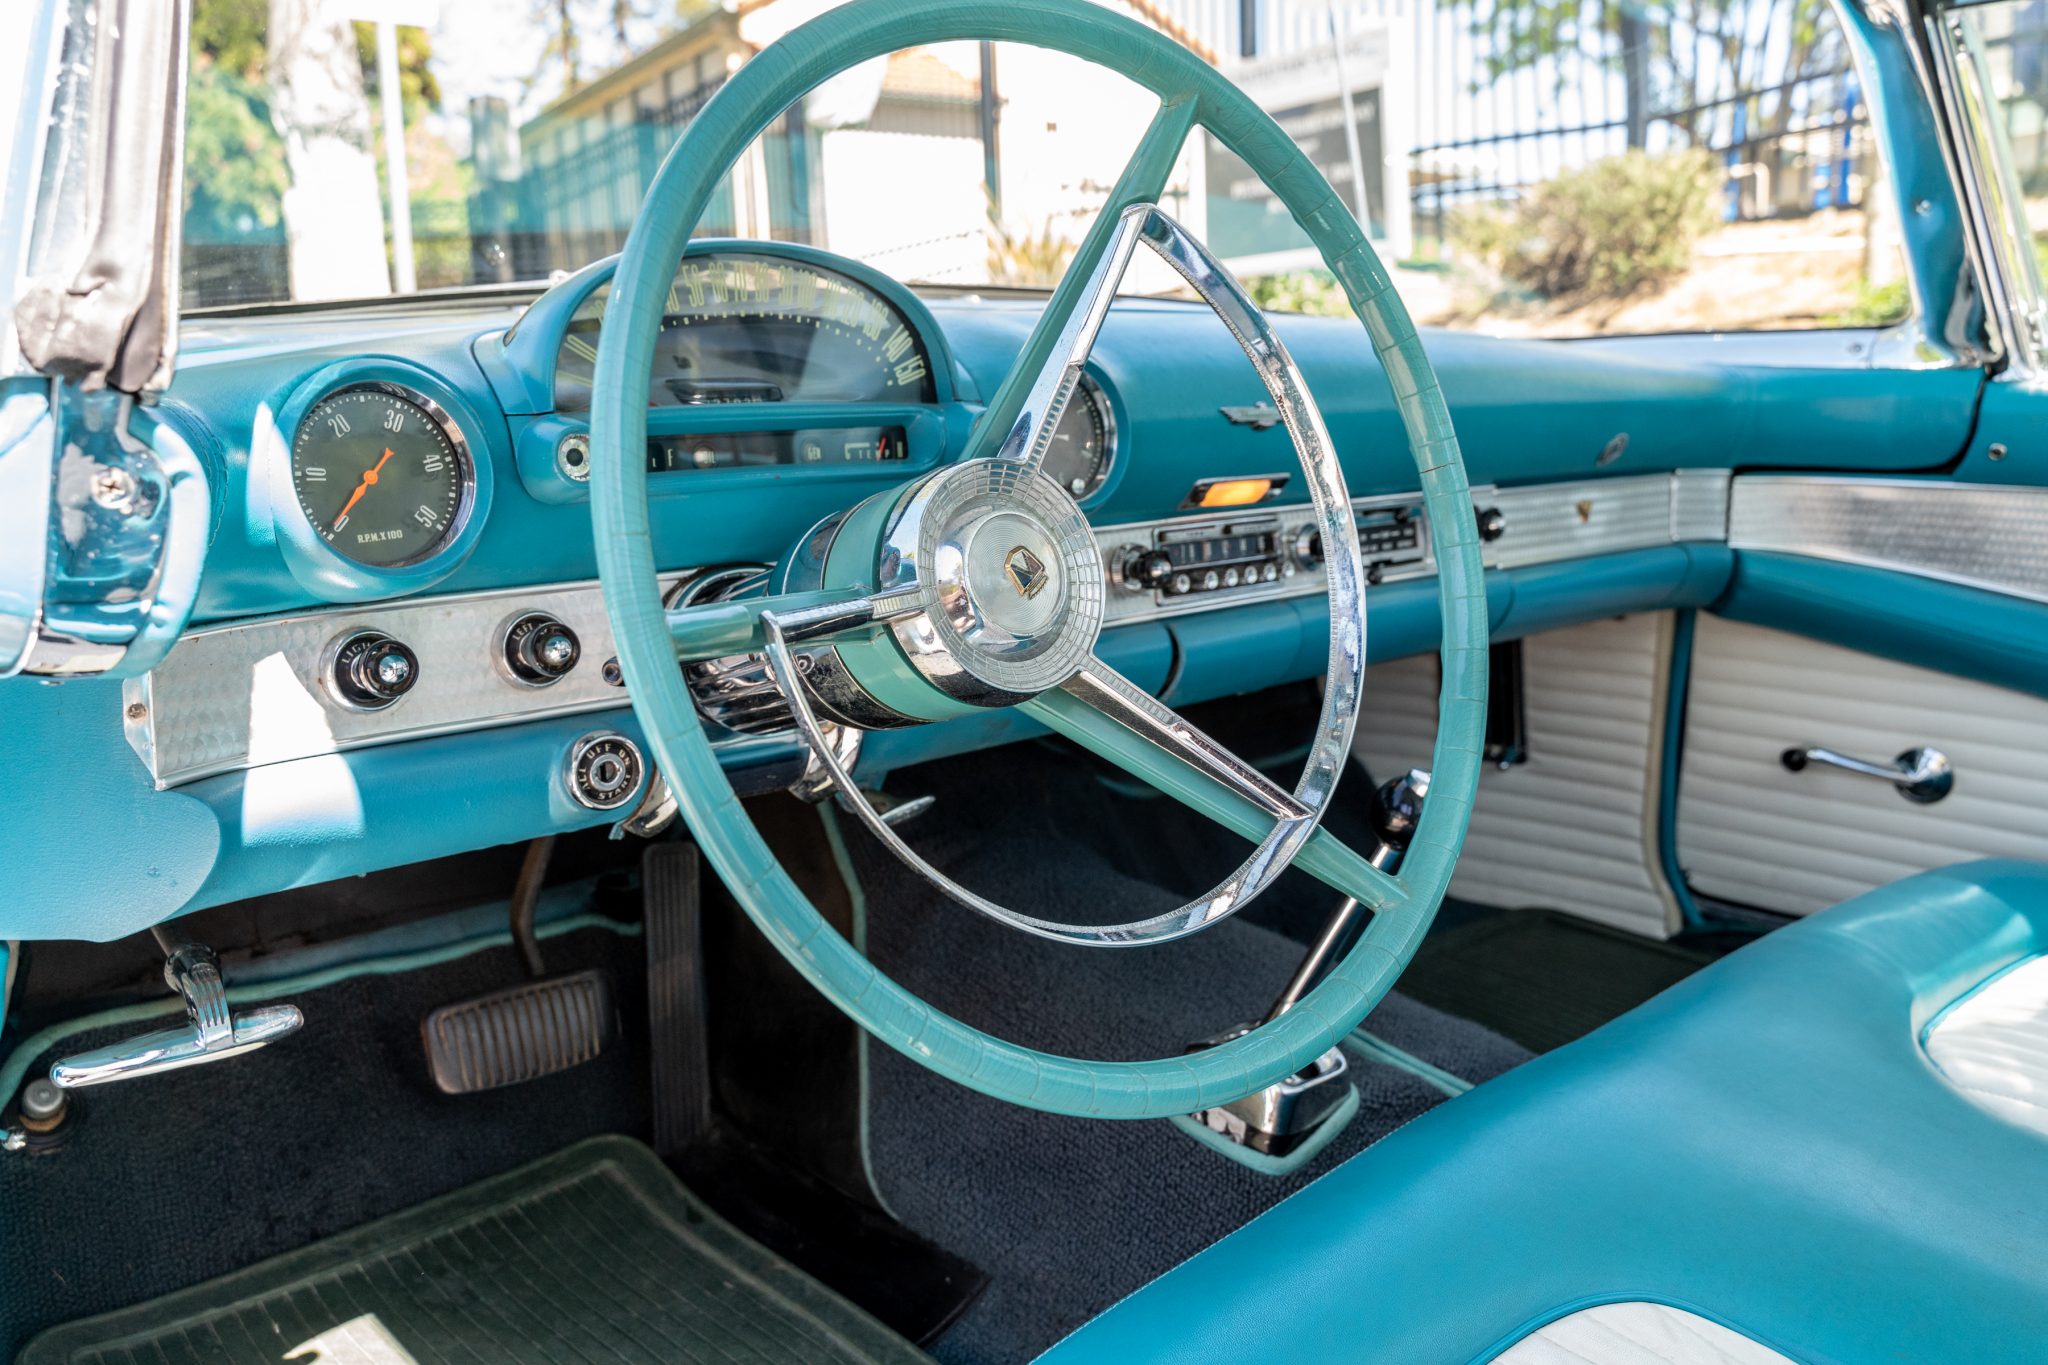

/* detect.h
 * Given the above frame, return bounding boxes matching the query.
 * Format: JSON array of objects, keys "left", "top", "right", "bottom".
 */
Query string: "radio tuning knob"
[
  {"left": 504, "top": 613, "right": 582, "bottom": 686},
  {"left": 1116, "top": 545, "right": 1175, "bottom": 592},
  {"left": 1477, "top": 506, "right": 1507, "bottom": 543},
  {"left": 330, "top": 630, "right": 420, "bottom": 709}
]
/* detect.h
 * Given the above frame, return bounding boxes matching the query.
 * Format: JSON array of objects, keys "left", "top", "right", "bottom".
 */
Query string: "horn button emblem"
[{"left": 1004, "top": 544, "right": 1050, "bottom": 600}]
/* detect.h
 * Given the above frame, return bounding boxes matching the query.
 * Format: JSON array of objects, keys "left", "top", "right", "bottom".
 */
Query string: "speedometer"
[
  {"left": 552, "top": 253, "right": 936, "bottom": 412},
  {"left": 1041, "top": 374, "right": 1116, "bottom": 500}
]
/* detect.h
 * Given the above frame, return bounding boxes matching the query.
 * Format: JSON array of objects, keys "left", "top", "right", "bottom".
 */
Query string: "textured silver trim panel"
[
  {"left": 1729, "top": 477, "right": 2048, "bottom": 605},
  {"left": 127, "top": 575, "right": 689, "bottom": 788},
  {"left": 1671, "top": 468, "right": 1733, "bottom": 542},
  {"left": 1488, "top": 474, "right": 1705, "bottom": 570},
  {"left": 1677, "top": 614, "right": 2048, "bottom": 917}
]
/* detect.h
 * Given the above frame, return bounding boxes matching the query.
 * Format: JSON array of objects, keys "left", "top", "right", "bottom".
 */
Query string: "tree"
[
  {"left": 266, "top": 0, "right": 389, "bottom": 299},
  {"left": 1457, "top": 0, "right": 1845, "bottom": 147},
  {"left": 185, "top": 0, "right": 286, "bottom": 244}
]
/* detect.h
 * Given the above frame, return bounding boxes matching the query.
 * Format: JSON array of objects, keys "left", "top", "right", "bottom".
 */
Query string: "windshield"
[{"left": 185, "top": 0, "right": 1907, "bottom": 338}]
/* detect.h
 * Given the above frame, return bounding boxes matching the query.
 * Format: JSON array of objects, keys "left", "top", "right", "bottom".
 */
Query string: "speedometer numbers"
[
  {"left": 291, "top": 386, "right": 471, "bottom": 569},
  {"left": 552, "top": 253, "right": 938, "bottom": 411}
]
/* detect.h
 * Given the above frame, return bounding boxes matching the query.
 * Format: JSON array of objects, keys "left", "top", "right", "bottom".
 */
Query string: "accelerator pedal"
[{"left": 422, "top": 967, "right": 614, "bottom": 1094}]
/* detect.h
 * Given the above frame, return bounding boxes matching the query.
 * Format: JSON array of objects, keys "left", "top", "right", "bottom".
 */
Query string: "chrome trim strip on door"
[{"left": 1728, "top": 476, "right": 2048, "bottom": 606}]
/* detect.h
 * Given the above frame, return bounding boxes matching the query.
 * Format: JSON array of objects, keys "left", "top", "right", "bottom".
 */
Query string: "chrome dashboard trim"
[
  {"left": 1728, "top": 476, "right": 2048, "bottom": 606},
  {"left": 1095, "top": 471, "right": 1728, "bottom": 626},
  {"left": 127, "top": 572, "right": 711, "bottom": 789},
  {"left": 133, "top": 470, "right": 1736, "bottom": 789}
]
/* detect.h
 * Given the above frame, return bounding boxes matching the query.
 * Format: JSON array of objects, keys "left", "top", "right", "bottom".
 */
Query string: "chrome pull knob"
[
  {"left": 329, "top": 630, "right": 419, "bottom": 709},
  {"left": 1781, "top": 745, "right": 1954, "bottom": 804},
  {"left": 504, "top": 613, "right": 581, "bottom": 686},
  {"left": 1367, "top": 767, "right": 1431, "bottom": 870}
]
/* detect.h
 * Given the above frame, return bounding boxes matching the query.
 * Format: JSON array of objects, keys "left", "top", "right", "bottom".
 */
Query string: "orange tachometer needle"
[{"left": 332, "top": 448, "right": 395, "bottom": 531}]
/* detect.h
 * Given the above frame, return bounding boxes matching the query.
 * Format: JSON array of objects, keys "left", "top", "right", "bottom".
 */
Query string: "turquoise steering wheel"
[{"left": 591, "top": 0, "right": 1487, "bottom": 1119}]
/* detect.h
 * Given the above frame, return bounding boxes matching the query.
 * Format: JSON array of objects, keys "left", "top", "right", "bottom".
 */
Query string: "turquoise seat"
[{"left": 1042, "top": 861, "right": 2048, "bottom": 1363}]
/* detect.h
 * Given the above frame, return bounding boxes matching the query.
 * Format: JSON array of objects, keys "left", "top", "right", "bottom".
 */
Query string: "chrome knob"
[
  {"left": 504, "top": 613, "right": 581, "bottom": 686},
  {"left": 1368, "top": 768, "right": 1431, "bottom": 871},
  {"left": 1476, "top": 506, "right": 1506, "bottom": 543},
  {"left": 1117, "top": 546, "right": 1175, "bottom": 592},
  {"left": 330, "top": 631, "right": 419, "bottom": 710}
]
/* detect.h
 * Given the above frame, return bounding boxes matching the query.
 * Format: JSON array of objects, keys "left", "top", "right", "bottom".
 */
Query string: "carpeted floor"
[
  {"left": 848, "top": 746, "right": 1532, "bottom": 1365},
  {"left": 1400, "top": 907, "right": 1744, "bottom": 1053},
  {"left": 0, "top": 925, "right": 652, "bottom": 1360}
]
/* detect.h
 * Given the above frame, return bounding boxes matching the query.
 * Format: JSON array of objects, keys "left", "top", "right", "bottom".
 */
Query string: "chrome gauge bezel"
[
  {"left": 1057, "top": 372, "right": 1119, "bottom": 504},
  {"left": 291, "top": 381, "right": 478, "bottom": 571},
  {"left": 267, "top": 359, "right": 499, "bottom": 603}
]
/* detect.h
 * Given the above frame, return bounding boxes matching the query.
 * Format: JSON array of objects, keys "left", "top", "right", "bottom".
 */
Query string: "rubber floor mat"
[{"left": 18, "top": 1135, "right": 928, "bottom": 1365}]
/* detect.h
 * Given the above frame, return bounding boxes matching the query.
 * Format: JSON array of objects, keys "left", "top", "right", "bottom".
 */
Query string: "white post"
[
  {"left": 375, "top": 20, "right": 416, "bottom": 293},
  {"left": 1327, "top": 5, "right": 1373, "bottom": 229},
  {"left": 1381, "top": 9, "right": 1414, "bottom": 261}
]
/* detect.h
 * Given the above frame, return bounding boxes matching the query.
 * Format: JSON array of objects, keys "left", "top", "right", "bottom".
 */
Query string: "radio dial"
[{"left": 1117, "top": 546, "right": 1176, "bottom": 592}]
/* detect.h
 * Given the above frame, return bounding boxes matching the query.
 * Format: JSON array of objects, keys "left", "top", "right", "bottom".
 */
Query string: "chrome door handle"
[{"left": 1780, "top": 745, "right": 1954, "bottom": 804}]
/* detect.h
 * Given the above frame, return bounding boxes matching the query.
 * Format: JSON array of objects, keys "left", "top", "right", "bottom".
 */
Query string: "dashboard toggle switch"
[{"left": 504, "top": 613, "right": 582, "bottom": 686}]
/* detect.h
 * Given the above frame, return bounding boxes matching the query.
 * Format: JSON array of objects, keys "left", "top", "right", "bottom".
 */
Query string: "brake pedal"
[{"left": 421, "top": 968, "right": 614, "bottom": 1094}]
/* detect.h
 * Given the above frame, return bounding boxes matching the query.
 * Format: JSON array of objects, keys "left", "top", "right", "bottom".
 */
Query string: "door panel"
[
  {"left": 1353, "top": 614, "right": 1678, "bottom": 938},
  {"left": 1676, "top": 614, "right": 2048, "bottom": 916}
]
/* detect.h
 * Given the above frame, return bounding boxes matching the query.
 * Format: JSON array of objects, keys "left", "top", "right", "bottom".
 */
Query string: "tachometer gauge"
[
  {"left": 291, "top": 384, "right": 472, "bottom": 569},
  {"left": 1042, "top": 374, "right": 1115, "bottom": 500}
]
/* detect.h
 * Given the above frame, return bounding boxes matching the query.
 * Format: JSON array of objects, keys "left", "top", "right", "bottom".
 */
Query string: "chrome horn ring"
[{"left": 760, "top": 204, "right": 1370, "bottom": 948}]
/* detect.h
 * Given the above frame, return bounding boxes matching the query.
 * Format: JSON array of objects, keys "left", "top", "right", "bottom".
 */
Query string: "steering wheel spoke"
[
  {"left": 667, "top": 585, "right": 920, "bottom": 663},
  {"left": 1022, "top": 663, "right": 1407, "bottom": 913},
  {"left": 963, "top": 95, "right": 1198, "bottom": 473}
]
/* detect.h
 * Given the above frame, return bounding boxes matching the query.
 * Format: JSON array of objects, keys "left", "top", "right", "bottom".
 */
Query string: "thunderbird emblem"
[
  {"left": 1220, "top": 402, "right": 1282, "bottom": 431},
  {"left": 1003, "top": 545, "right": 1050, "bottom": 600}
]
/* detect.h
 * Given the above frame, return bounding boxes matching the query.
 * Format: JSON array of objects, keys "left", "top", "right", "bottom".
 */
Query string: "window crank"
[{"left": 1780, "top": 745, "right": 1954, "bottom": 804}]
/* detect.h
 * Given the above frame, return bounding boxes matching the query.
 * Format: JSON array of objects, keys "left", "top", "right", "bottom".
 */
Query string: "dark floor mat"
[
  {"left": 847, "top": 750, "right": 1532, "bottom": 1365},
  {"left": 18, "top": 1135, "right": 927, "bottom": 1365},
  {"left": 0, "top": 925, "right": 651, "bottom": 1359},
  {"left": 1400, "top": 907, "right": 1738, "bottom": 1052}
]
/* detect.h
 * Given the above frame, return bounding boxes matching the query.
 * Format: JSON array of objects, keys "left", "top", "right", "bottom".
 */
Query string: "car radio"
[
  {"left": 1111, "top": 515, "right": 1294, "bottom": 598},
  {"left": 1098, "top": 491, "right": 1457, "bottom": 625}
]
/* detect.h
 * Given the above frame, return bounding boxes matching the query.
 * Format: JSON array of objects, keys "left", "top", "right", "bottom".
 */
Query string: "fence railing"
[{"left": 1410, "top": 65, "right": 1879, "bottom": 254}]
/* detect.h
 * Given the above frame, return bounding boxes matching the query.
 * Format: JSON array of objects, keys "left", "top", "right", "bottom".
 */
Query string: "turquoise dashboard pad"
[{"left": 16, "top": 1136, "right": 928, "bottom": 1365}]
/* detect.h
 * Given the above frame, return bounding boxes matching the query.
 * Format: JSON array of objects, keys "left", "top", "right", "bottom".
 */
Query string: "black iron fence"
[{"left": 1409, "top": 62, "right": 1877, "bottom": 255}]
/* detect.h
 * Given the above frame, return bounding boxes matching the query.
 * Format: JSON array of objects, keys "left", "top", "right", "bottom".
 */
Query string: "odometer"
[{"left": 291, "top": 385, "right": 471, "bottom": 569}]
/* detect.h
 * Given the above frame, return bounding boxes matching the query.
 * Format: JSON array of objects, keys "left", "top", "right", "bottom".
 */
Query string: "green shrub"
[
  {"left": 1242, "top": 269, "right": 1353, "bottom": 317},
  {"left": 1453, "top": 149, "right": 1721, "bottom": 300},
  {"left": 1822, "top": 277, "right": 1911, "bottom": 327}
]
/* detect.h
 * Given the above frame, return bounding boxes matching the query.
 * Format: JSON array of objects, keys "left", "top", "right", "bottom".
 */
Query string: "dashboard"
[{"left": 1, "top": 234, "right": 1990, "bottom": 940}]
